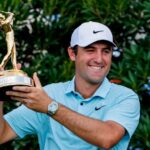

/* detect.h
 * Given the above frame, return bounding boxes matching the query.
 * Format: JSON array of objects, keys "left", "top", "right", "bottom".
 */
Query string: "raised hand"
[{"left": 6, "top": 73, "right": 52, "bottom": 113}]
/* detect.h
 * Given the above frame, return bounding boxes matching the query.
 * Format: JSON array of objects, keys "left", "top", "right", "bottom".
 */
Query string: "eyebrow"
[{"left": 103, "top": 46, "right": 112, "bottom": 50}]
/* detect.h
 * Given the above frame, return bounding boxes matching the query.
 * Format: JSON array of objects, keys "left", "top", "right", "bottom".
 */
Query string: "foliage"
[
  {"left": 24, "top": 52, "right": 74, "bottom": 86},
  {"left": 129, "top": 110, "right": 150, "bottom": 150},
  {"left": 0, "top": 0, "right": 149, "bottom": 149},
  {"left": 109, "top": 39, "right": 150, "bottom": 99}
]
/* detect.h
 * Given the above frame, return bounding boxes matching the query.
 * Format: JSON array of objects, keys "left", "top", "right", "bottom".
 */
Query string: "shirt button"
[
  {"left": 74, "top": 93, "right": 78, "bottom": 97},
  {"left": 80, "top": 102, "right": 84, "bottom": 106}
]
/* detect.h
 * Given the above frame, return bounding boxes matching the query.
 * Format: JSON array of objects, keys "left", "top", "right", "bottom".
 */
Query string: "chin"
[{"left": 88, "top": 78, "right": 103, "bottom": 85}]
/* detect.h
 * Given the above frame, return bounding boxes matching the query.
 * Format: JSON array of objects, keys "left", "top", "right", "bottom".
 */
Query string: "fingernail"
[
  {"left": 33, "top": 72, "right": 36, "bottom": 75},
  {"left": 6, "top": 91, "right": 9, "bottom": 95},
  {"left": 12, "top": 86, "right": 16, "bottom": 90}
]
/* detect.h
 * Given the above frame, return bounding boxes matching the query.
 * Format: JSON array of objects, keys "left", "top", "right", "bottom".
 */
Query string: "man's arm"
[
  {"left": 0, "top": 64, "right": 21, "bottom": 144},
  {"left": 52, "top": 103, "right": 125, "bottom": 149},
  {"left": 6, "top": 73, "right": 125, "bottom": 149},
  {"left": 0, "top": 102, "right": 18, "bottom": 144},
  {"left": 1, "top": 12, "right": 14, "bottom": 25}
]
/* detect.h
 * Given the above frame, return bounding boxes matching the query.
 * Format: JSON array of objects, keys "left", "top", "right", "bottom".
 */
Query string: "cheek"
[
  {"left": 108, "top": 58, "right": 112, "bottom": 64},
  {"left": 75, "top": 57, "right": 88, "bottom": 72},
  {"left": 104, "top": 55, "right": 112, "bottom": 64}
]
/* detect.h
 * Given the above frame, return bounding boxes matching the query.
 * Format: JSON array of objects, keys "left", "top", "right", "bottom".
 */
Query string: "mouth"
[{"left": 89, "top": 66, "right": 103, "bottom": 71}]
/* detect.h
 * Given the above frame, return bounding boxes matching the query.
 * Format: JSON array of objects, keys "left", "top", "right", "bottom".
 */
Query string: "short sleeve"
[
  {"left": 4, "top": 105, "right": 41, "bottom": 138},
  {"left": 103, "top": 93, "right": 140, "bottom": 138}
]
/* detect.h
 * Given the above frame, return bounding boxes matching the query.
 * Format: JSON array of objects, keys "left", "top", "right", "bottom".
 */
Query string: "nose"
[{"left": 94, "top": 51, "right": 103, "bottom": 63}]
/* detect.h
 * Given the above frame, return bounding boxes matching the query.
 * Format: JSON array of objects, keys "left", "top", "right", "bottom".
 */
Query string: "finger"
[
  {"left": 33, "top": 72, "right": 42, "bottom": 88},
  {"left": 11, "top": 97, "right": 33, "bottom": 107},
  {"left": 17, "top": 63, "right": 22, "bottom": 70},
  {"left": 11, "top": 96, "right": 27, "bottom": 104},
  {"left": 12, "top": 86, "right": 32, "bottom": 93},
  {"left": 10, "top": 96, "right": 24, "bottom": 102},
  {"left": 6, "top": 90, "right": 29, "bottom": 98},
  {"left": 0, "top": 66, "right": 4, "bottom": 71}
]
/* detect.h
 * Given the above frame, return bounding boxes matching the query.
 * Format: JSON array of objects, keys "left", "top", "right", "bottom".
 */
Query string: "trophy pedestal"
[{"left": 0, "top": 70, "right": 33, "bottom": 101}]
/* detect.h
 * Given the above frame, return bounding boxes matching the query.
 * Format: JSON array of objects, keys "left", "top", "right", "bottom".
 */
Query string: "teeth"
[{"left": 91, "top": 66, "right": 102, "bottom": 70}]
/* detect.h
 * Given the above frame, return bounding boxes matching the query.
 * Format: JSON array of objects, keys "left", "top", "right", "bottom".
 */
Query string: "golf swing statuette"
[{"left": 0, "top": 11, "right": 33, "bottom": 101}]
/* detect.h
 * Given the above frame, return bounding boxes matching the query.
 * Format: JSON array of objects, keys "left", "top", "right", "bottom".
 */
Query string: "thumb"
[
  {"left": 0, "top": 66, "right": 4, "bottom": 71},
  {"left": 33, "top": 72, "right": 42, "bottom": 88},
  {"left": 17, "top": 63, "right": 22, "bottom": 70}
]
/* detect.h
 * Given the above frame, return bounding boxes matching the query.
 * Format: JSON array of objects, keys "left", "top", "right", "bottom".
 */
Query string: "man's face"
[{"left": 74, "top": 41, "right": 113, "bottom": 85}]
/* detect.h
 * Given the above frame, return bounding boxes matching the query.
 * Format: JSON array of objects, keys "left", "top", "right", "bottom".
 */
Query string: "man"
[{"left": 0, "top": 21, "right": 140, "bottom": 150}]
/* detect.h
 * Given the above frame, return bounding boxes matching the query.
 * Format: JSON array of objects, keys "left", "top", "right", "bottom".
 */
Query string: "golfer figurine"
[{"left": 0, "top": 11, "right": 17, "bottom": 69}]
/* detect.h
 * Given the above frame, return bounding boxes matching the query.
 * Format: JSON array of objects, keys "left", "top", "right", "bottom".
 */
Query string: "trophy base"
[{"left": 0, "top": 70, "right": 33, "bottom": 101}]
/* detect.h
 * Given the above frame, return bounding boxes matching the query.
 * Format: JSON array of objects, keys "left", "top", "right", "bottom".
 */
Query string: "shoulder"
[
  {"left": 43, "top": 80, "right": 71, "bottom": 97},
  {"left": 106, "top": 82, "right": 140, "bottom": 110},
  {"left": 44, "top": 81, "right": 70, "bottom": 91},
  {"left": 107, "top": 83, "right": 140, "bottom": 118},
  {"left": 110, "top": 83, "right": 139, "bottom": 99}
]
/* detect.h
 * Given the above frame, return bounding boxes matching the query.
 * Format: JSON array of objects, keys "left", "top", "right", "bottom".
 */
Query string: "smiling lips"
[
  {"left": 89, "top": 65, "right": 104, "bottom": 71},
  {"left": 91, "top": 66, "right": 103, "bottom": 70}
]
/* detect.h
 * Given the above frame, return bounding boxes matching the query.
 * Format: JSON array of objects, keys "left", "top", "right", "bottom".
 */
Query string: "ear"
[{"left": 67, "top": 47, "right": 76, "bottom": 61}]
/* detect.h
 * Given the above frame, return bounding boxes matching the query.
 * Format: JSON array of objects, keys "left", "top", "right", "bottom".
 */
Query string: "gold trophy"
[{"left": 0, "top": 11, "right": 33, "bottom": 101}]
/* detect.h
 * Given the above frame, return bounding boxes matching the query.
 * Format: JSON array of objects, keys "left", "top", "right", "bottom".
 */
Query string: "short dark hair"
[{"left": 72, "top": 45, "right": 78, "bottom": 55}]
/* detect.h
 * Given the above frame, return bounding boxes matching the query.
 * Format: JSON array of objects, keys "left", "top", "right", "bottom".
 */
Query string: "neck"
[{"left": 75, "top": 77, "right": 101, "bottom": 99}]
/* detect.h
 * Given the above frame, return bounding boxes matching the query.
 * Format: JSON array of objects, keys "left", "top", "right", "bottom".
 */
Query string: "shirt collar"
[
  {"left": 93, "top": 78, "right": 111, "bottom": 98},
  {"left": 65, "top": 76, "right": 76, "bottom": 94},
  {"left": 65, "top": 77, "right": 111, "bottom": 99}
]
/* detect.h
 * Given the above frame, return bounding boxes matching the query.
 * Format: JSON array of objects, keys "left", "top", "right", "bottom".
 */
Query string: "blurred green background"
[{"left": 0, "top": 0, "right": 150, "bottom": 149}]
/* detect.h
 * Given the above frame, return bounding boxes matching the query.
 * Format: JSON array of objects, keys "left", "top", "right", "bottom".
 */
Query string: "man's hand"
[
  {"left": 6, "top": 73, "right": 52, "bottom": 113},
  {"left": 0, "top": 63, "right": 21, "bottom": 101}
]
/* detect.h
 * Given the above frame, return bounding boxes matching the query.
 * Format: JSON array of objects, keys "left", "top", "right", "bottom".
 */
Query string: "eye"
[
  {"left": 85, "top": 48, "right": 95, "bottom": 53},
  {"left": 103, "top": 48, "right": 111, "bottom": 54},
  {"left": 87, "top": 49, "right": 94, "bottom": 52}
]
